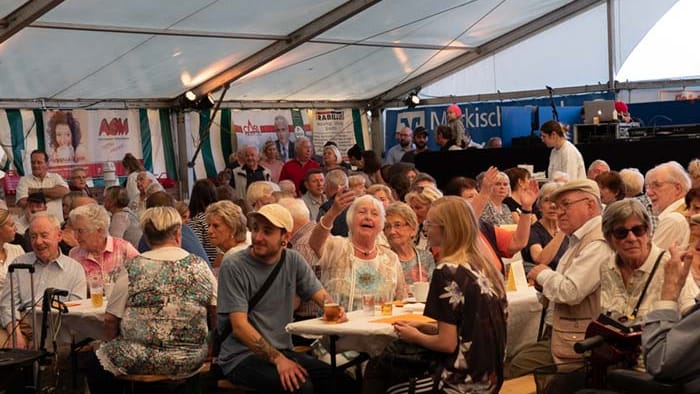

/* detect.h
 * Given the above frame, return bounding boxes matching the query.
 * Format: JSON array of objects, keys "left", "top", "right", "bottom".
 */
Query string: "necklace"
[{"left": 353, "top": 243, "right": 377, "bottom": 257}]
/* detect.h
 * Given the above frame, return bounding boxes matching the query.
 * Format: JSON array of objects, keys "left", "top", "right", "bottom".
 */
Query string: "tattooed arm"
[{"left": 229, "top": 312, "right": 308, "bottom": 391}]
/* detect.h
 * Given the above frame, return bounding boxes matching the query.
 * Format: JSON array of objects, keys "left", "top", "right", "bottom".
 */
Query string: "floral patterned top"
[
  {"left": 399, "top": 248, "right": 436, "bottom": 285},
  {"left": 96, "top": 249, "right": 216, "bottom": 378},
  {"left": 479, "top": 201, "right": 514, "bottom": 226},
  {"left": 319, "top": 236, "right": 408, "bottom": 312},
  {"left": 424, "top": 262, "right": 508, "bottom": 394}
]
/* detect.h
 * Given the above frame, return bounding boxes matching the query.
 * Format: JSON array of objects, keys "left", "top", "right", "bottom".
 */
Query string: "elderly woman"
[
  {"left": 521, "top": 182, "right": 569, "bottom": 272},
  {"left": 0, "top": 209, "right": 24, "bottom": 288},
  {"left": 103, "top": 186, "right": 142, "bottom": 248},
  {"left": 367, "top": 184, "right": 395, "bottom": 209},
  {"left": 322, "top": 145, "right": 343, "bottom": 173},
  {"left": 69, "top": 204, "right": 139, "bottom": 292},
  {"left": 95, "top": 207, "right": 216, "bottom": 382},
  {"left": 384, "top": 202, "right": 435, "bottom": 285},
  {"left": 364, "top": 197, "right": 507, "bottom": 393},
  {"left": 444, "top": 176, "right": 478, "bottom": 202},
  {"left": 480, "top": 171, "right": 515, "bottom": 226},
  {"left": 310, "top": 193, "right": 408, "bottom": 311},
  {"left": 404, "top": 185, "right": 443, "bottom": 250},
  {"left": 600, "top": 199, "right": 697, "bottom": 321},
  {"left": 130, "top": 171, "right": 159, "bottom": 217},
  {"left": 122, "top": 153, "right": 157, "bottom": 206},
  {"left": 205, "top": 200, "right": 248, "bottom": 270},
  {"left": 246, "top": 180, "right": 280, "bottom": 211}
]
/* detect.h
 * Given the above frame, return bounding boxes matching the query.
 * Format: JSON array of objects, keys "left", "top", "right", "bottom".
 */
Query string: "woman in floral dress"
[
  {"left": 392, "top": 196, "right": 508, "bottom": 393},
  {"left": 96, "top": 206, "right": 216, "bottom": 381}
]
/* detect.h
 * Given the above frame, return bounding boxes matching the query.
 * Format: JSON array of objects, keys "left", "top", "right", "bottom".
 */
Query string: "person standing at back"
[{"left": 540, "top": 120, "right": 585, "bottom": 181}]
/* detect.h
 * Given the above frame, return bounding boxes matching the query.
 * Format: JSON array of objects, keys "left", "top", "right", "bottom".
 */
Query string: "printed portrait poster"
[
  {"left": 232, "top": 109, "right": 311, "bottom": 152},
  {"left": 44, "top": 110, "right": 142, "bottom": 179}
]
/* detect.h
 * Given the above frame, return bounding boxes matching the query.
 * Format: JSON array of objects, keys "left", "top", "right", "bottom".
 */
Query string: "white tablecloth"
[
  {"left": 287, "top": 288, "right": 542, "bottom": 357},
  {"left": 46, "top": 299, "right": 106, "bottom": 344}
]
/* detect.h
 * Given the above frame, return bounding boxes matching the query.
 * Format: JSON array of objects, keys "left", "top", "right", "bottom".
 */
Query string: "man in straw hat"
[{"left": 508, "top": 180, "right": 614, "bottom": 376}]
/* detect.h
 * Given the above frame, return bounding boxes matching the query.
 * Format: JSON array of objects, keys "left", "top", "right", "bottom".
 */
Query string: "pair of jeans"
[{"left": 227, "top": 349, "right": 357, "bottom": 393}]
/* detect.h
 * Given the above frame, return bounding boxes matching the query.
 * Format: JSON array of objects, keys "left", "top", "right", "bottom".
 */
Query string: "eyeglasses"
[
  {"left": 422, "top": 220, "right": 441, "bottom": 229},
  {"left": 645, "top": 181, "right": 676, "bottom": 190},
  {"left": 611, "top": 225, "right": 648, "bottom": 240},
  {"left": 384, "top": 222, "right": 410, "bottom": 231},
  {"left": 555, "top": 197, "right": 589, "bottom": 211}
]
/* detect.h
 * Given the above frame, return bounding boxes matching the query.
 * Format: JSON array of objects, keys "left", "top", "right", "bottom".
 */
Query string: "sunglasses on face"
[{"left": 611, "top": 225, "right": 648, "bottom": 240}]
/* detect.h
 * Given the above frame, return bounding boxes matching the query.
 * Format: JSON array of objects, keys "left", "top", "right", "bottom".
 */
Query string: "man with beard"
[
  {"left": 217, "top": 204, "right": 356, "bottom": 393},
  {"left": 401, "top": 126, "right": 430, "bottom": 163},
  {"left": 385, "top": 126, "right": 414, "bottom": 165}
]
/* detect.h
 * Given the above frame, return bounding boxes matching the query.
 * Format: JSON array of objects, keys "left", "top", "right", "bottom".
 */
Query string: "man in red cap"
[{"left": 615, "top": 101, "right": 632, "bottom": 123}]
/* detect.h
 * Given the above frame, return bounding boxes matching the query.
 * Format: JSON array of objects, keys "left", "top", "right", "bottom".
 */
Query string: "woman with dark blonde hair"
[
  {"left": 385, "top": 196, "right": 507, "bottom": 393},
  {"left": 0, "top": 209, "right": 23, "bottom": 288}
]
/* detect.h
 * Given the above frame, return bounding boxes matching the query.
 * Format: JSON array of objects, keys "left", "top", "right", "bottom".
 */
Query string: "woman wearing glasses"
[
  {"left": 600, "top": 199, "right": 697, "bottom": 322},
  {"left": 522, "top": 182, "right": 569, "bottom": 273},
  {"left": 384, "top": 202, "right": 435, "bottom": 286}
]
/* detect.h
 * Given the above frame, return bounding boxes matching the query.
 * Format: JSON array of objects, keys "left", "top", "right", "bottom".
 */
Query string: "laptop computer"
[{"left": 584, "top": 100, "right": 617, "bottom": 124}]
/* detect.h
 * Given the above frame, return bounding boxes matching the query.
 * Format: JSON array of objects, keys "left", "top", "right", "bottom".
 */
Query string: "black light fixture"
[
  {"left": 195, "top": 93, "right": 215, "bottom": 110},
  {"left": 405, "top": 92, "right": 421, "bottom": 108}
]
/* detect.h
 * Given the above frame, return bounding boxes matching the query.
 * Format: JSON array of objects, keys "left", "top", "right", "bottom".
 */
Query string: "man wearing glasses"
[
  {"left": 384, "top": 126, "right": 414, "bottom": 165},
  {"left": 645, "top": 161, "right": 691, "bottom": 250},
  {"left": 68, "top": 167, "right": 93, "bottom": 197},
  {"left": 526, "top": 179, "right": 614, "bottom": 366}
]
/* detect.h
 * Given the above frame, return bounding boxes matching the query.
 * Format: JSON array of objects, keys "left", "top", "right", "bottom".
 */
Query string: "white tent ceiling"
[{"left": 0, "top": 0, "right": 688, "bottom": 108}]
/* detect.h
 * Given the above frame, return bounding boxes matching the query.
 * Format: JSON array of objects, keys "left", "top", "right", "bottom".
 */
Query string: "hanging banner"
[
  {"left": 311, "top": 109, "right": 358, "bottom": 159},
  {"left": 232, "top": 109, "right": 312, "bottom": 151}
]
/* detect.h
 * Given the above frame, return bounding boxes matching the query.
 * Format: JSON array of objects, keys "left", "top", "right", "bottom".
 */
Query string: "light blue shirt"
[
  {"left": 385, "top": 143, "right": 414, "bottom": 165},
  {"left": 0, "top": 252, "right": 86, "bottom": 327}
]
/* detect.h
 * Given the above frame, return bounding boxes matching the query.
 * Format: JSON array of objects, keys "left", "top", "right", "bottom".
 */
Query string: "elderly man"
[
  {"left": 69, "top": 167, "right": 93, "bottom": 197},
  {"left": 587, "top": 159, "right": 610, "bottom": 180},
  {"left": 385, "top": 126, "right": 414, "bottom": 165},
  {"left": 523, "top": 180, "right": 614, "bottom": 367},
  {"left": 316, "top": 169, "right": 350, "bottom": 236},
  {"left": 279, "top": 136, "right": 320, "bottom": 195},
  {"left": 16, "top": 150, "right": 69, "bottom": 222},
  {"left": 103, "top": 186, "right": 142, "bottom": 248},
  {"left": 0, "top": 212, "right": 86, "bottom": 348},
  {"left": 645, "top": 161, "right": 691, "bottom": 250},
  {"left": 68, "top": 204, "right": 139, "bottom": 291},
  {"left": 274, "top": 116, "right": 295, "bottom": 162},
  {"left": 217, "top": 204, "right": 355, "bottom": 393},
  {"left": 301, "top": 169, "right": 326, "bottom": 221},
  {"left": 232, "top": 145, "right": 271, "bottom": 201}
]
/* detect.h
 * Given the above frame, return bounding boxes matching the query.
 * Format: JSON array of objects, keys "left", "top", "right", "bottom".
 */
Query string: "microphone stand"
[
  {"left": 546, "top": 85, "right": 559, "bottom": 122},
  {"left": 187, "top": 83, "right": 231, "bottom": 173}
]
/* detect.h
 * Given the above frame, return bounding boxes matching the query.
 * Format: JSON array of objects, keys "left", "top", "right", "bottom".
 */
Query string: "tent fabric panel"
[
  {"left": 421, "top": 56, "right": 497, "bottom": 98},
  {"left": 46, "top": 34, "right": 271, "bottom": 100},
  {"left": 41, "top": 0, "right": 344, "bottom": 36},
  {"left": 225, "top": 43, "right": 464, "bottom": 101}
]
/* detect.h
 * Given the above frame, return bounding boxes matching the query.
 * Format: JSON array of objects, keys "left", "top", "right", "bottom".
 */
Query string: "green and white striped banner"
[{"left": 0, "top": 109, "right": 177, "bottom": 182}]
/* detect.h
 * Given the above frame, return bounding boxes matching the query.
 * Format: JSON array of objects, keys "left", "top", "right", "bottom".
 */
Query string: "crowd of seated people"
[{"left": 1, "top": 121, "right": 700, "bottom": 394}]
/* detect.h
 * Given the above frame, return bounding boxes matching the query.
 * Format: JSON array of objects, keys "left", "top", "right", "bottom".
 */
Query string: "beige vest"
[{"left": 551, "top": 224, "right": 605, "bottom": 363}]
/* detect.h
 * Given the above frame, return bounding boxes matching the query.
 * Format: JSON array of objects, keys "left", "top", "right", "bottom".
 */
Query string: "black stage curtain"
[{"left": 415, "top": 138, "right": 700, "bottom": 189}]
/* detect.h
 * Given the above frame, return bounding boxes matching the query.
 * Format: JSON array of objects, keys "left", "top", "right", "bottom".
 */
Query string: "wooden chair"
[{"left": 116, "top": 363, "right": 207, "bottom": 394}]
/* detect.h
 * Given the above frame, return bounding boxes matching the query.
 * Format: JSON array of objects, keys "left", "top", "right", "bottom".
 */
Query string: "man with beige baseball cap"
[
  {"left": 216, "top": 203, "right": 356, "bottom": 393},
  {"left": 509, "top": 179, "right": 614, "bottom": 375}
]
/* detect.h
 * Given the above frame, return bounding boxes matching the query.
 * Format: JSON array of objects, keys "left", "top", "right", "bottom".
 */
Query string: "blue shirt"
[{"left": 137, "top": 225, "right": 209, "bottom": 264}]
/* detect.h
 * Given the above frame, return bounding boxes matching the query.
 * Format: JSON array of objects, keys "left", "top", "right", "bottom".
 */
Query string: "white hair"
[
  {"left": 346, "top": 194, "right": 385, "bottom": 237},
  {"left": 69, "top": 203, "right": 110, "bottom": 233},
  {"left": 277, "top": 197, "right": 311, "bottom": 226}
]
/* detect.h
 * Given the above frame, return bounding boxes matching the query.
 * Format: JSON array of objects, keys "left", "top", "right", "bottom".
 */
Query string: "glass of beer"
[
  {"left": 323, "top": 301, "right": 341, "bottom": 323},
  {"left": 90, "top": 285, "right": 104, "bottom": 308}
]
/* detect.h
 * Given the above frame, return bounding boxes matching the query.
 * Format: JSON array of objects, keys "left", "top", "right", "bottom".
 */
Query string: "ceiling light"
[
  {"left": 185, "top": 90, "right": 197, "bottom": 101},
  {"left": 405, "top": 92, "right": 421, "bottom": 107}
]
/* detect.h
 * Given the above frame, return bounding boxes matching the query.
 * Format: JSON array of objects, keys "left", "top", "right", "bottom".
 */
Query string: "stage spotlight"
[
  {"left": 405, "top": 92, "right": 421, "bottom": 107},
  {"left": 185, "top": 90, "right": 197, "bottom": 101}
]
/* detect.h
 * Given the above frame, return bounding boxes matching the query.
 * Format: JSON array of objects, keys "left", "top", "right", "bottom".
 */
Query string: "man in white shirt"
[
  {"left": 527, "top": 179, "right": 614, "bottom": 363},
  {"left": 16, "top": 150, "right": 69, "bottom": 223},
  {"left": 385, "top": 126, "right": 414, "bottom": 165},
  {"left": 646, "top": 161, "right": 690, "bottom": 249},
  {"left": 0, "top": 212, "right": 86, "bottom": 348}
]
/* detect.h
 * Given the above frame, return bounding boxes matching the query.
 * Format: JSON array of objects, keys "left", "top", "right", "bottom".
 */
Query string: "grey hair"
[
  {"left": 647, "top": 161, "right": 692, "bottom": 193},
  {"left": 346, "top": 194, "right": 386, "bottom": 237},
  {"left": 140, "top": 206, "right": 182, "bottom": 246},
  {"left": 601, "top": 199, "right": 650, "bottom": 241},
  {"left": 29, "top": 211, "right": 61, "bottom": 231},
  {"left": 326, "top": 169, "right": 349, "bottom": 190},
  {"left": 536, "top": 182, "right": 560, "bottom": 208},
  {"left": 619, "top": 168, "right": 644, "bottom": 196},
  {"left": 385, "top": 201, "right": 418, "bottom": 231},
  {"left": 277, "top": 197, "right": 311, "bottom": 225},
  {"left": 295, "top": 136, "right": 311, "bottom": 155},
  {"left": 587, "top": 159, "right": 610, "bottom": 173},
  {"left": 69, "top": 203, "right": 110, "bottom": 233}
]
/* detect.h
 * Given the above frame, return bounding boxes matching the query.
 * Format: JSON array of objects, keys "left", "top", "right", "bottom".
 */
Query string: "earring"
[{"left": 281, "top": 241, "right": 287, "bottom": 247}]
